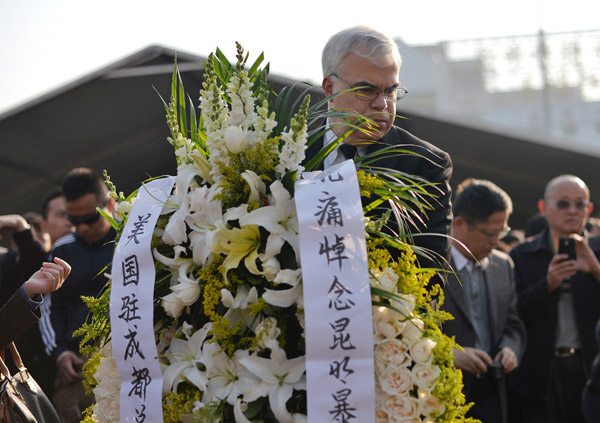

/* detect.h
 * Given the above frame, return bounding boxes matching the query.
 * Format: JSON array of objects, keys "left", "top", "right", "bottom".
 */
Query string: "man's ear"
[
  {"left": 106, "top": 197, "right": 116, "bottom": 213},
  {"left": 322, "top": 75, "right": 334, "bottom": 99},
  {"left": 538, "top": 199, "right": 546, "bottom": 215}
]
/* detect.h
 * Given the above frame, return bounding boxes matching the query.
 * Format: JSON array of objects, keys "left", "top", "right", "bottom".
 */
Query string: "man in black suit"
[
  {"left": 441, "top": 179, "right": 525, "bottom": 423},
  {"left": 304, "top": 26, "right": 453, "bottom": 280}
]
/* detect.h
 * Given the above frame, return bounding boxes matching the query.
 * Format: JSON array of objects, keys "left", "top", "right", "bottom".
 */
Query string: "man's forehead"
[{"left": 547, "top": 180, "right": 589, "bottom": 199}]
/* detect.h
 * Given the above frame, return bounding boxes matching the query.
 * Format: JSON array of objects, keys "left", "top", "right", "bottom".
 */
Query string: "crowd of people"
[{"left": 1, "top": 25, "right": 599, "bottom": 423}]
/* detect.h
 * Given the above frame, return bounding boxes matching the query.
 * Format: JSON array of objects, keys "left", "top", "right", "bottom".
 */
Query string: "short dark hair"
[
  {"left": 62, "top": 167, "right": 108, "bottom": 203},
  {"left": 24, "top": 212, "right": 43, "bottom": 234},
  {"left": 41, "top": 188, "right": 63, "bottom": 219},
  {"left": 453, "top": 178, "right": 512, "bottom": 223}
]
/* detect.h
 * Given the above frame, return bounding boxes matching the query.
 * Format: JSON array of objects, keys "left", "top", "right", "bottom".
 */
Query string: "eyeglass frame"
[
  {"left": 329, "top": 73, "right": 408, "bottom": 102},
  {"left": 545, "top": 199, "right": 591, "bottom": 211},
  {"left": 467, "top": 222, "right": 511, "bottom": 239}
]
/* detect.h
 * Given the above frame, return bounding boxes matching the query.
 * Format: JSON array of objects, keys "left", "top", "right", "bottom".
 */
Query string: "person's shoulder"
[
  {"left": 51, "top": 232, "right": 78, "bottom": 252},
  {"left": 510, "top": 233, "right": 545, "bottom": 257},
  {"left": 588, "top": 234, "right": 600, "bottom": 251},
  {"left": 490, "top": 248, "right": 512, "bottom": 263},
  {"left": 387, "top": 126, "right": 450, "bottom": 165}
]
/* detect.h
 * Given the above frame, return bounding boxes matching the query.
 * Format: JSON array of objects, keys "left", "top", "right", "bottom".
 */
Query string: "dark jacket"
[
  {"left": 304, "top": 125, "right": 453, "bottom": 280},
  {"left": 509, "top": 228, "right": 600, "bottom": 399},
  {"left": 0, "top": 290, "right": 40, "bottom": 350},
  {"left": 47, "top": 228, "right": 115, "bottom": 360}
]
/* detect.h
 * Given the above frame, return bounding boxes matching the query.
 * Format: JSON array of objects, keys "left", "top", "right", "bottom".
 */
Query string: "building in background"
[{"left": 397, "top": 29, "right": 600, "bottom": 156}]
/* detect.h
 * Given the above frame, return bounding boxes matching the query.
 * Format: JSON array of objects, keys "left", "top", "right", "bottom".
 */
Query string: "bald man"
[{"left": 508, "top": 175, "right": 600, "bottom": 423}]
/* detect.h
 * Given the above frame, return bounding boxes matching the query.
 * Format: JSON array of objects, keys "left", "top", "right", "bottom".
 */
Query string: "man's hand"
[
  {"left": 56, "top": 350, "right": 85, "bottom": 385},
  {"left": 22, "top": 257, "right": 71, "bottom": 298},
  {"left": 453, "top": 347, "right": 492, "bottom": 375},
  {"left": 0, "top": 214, "right": 29, "bottom": 239},
  {"left": 494, "top": 346, "right": 518, "bottom": 373},
  {"left": 573, "top": 234, "right": 600, "bottom": 281},
  {"left": 547, "top": 253, "right": 577, "bottom": 292}
]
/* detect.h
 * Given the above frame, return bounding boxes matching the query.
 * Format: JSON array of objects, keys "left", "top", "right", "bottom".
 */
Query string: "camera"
[{"left": 488, "top": 361, "right": 503, "bottom": 380}]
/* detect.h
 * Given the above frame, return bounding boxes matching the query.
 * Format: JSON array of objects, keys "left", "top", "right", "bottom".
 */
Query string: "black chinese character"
[
  {"left": 135, "top": 404, "right": 147, "bottom": 423},
  {"left": 320, "top": 173, "right": 344, "bottom": 183},
  {"left": 329, "top": 318, "right": 355, "bottom": 350},
  {"left": 329, "top": 388, "right": 356, "bottom": 423},
  {"left": 319, "top": 234, "right": 348, "bottom": 269},
  {"left": 328, "top": 277, "right": 355, "bottom": 311},
  {"left": 122, "top": 255, "right": 139, "bottom": 286},
  {"left": 314, "top": 191, "right": 344, "bottom": 227},
  {"left": 126, "top": 213, "right": 152, "bottom": 245},
  {"left": 119, "top": 294, "right": 141, "bottom": 323},
  {"left": 124, "top": 327, "right": 146, "bottom": 360},
  {"left": 329, "top": 356, "right": 354, "bottom": 384},
  {"left": 128, "top": 367, "right": 151, "bottom": 400}
]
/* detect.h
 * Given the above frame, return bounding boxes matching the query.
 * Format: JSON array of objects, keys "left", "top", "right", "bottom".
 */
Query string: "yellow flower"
[{"left": 212, "top": 224, "right": 261, "bottom": 279}]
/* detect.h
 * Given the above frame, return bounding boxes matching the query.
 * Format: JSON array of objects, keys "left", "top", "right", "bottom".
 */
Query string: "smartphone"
[{"left": 558, "top": 237, "right": 576, "bottom": 261}]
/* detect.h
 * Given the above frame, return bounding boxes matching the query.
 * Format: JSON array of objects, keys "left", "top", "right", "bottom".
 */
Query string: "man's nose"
[{"left": 370, "top": 92, "right": 388, "bottom": 109}]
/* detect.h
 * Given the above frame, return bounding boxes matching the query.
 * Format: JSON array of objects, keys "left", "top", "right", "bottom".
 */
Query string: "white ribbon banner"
[
  {"left": 296, "top": 160, "right": 375, "bottom": 423},
  {"left": 110, "top": 177, "right": 174, "bottom": 423}
]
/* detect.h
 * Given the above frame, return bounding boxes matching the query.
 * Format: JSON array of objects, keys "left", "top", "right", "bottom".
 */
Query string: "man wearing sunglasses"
[
  {"left": 508, "top": 174, "right": 600, "bottom": 423},
  {"left": 305, "top": 26, "right": 452, "bottom": 288},
  {"left": 44, "top": 167, "right": 116, "bottom": 423}
]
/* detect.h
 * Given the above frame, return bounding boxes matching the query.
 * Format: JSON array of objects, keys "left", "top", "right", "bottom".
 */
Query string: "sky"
[{"left": 1, "top": 0, "right": 599, "bottom": 114}]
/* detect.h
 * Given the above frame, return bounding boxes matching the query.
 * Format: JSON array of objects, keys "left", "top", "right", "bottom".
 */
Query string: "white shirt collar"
[
  {"left": 451, "top": 245, "right": 489, "bottom": 272},
  {"left": 323, "top": 119, "right": 368, "bottom": 170}
]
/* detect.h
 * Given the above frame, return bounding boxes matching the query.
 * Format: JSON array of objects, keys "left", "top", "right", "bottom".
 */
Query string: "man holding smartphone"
[{"left": 508, "top": 174, "right": 600, "bottom": 423}]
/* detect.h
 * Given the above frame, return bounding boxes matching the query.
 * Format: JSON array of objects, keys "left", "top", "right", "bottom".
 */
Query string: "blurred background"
[{"left": 1, "top": 0, "right": 599, "bottom": 232}]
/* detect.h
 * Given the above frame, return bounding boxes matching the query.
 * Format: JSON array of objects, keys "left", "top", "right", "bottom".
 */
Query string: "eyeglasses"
[
  {"left": 468, "top": 223, "right": 511, "bottom": 239},
  {"left": 330, "top": 73, "right": 408, "bottom": 102},
  {"left": 547, "top": 199, "right": 590, "bottom": 211},
  {"left": 67, "top": 210, "right": 102, "bottom": 226}
]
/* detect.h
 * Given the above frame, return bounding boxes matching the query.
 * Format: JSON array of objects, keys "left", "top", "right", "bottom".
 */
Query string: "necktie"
[{"left": 339, "top": 143, "right": 357, "bottom": 160}]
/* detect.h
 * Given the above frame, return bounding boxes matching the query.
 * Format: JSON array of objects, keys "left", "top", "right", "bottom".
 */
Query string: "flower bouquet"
[{"left": 78, "top": 44, "right": 474, "bottom": 423}]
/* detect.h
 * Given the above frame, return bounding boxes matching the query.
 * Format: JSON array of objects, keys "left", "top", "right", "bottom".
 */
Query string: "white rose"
[
  {"left": 410, "top": 338, "right": 436, "bottom": 365},
  {"left": 373, "top": 307, "right": 402, "bottom": 342},
  {"left": 418, "top": 389, "right": 446, "bottom": 419},
  {"left": 391, "top": 293, "right": 416, "bottom": 319},
  {"left": 161, "top": 291, "right": 186, "bottom": 318},
  {"left": 255, "top": 317, "right": 281, "bottom": 348},
  {"left": 379, "top": 366, "right": 413, "bottom": 396},
  {"left": 381, "top": 393, "right": 418, "bottom": 421},
  {"left": 261, "top": 256, "right": 281, "bottom": 281},
  {"left": 224, "top": 125, "right": 248, "bottom": 153},
  {"left": 375, "top": 407, "right": 389, "bottom": 423},
  {"left": 412, "top": 364, "right": 441, "bottom": 391},
  {"left": 377, "top": 267, "right": 399, "bottom": 292},
  {"left": 400, "top": 318, "right": 424, "bottom": 347},
  {"left": 375, "top": 339, "right": 411, "bottom": 369}
]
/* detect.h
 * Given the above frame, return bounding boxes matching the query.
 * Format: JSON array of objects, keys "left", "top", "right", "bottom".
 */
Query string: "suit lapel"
[{"left": 446, "top": 258, "right": 473, "bottom": 324}]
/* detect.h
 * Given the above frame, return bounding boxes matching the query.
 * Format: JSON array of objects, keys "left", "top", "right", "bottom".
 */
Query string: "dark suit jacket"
[
  {"left": 304, "top": 125, "right": 453, "bottom": 280},
  {"left": 441, "top": 249, "right": 526, "bottom": 393},
  {"left": 0, "top": 290, "right": 40, "bottom": 350}
]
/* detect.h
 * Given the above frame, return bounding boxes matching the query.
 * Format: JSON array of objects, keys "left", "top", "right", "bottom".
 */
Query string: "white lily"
[
  {"left": 154, "top": 246, "right": 201, "bottom": 318},
  {"left": 239, "top": 339, "right": 306, "bottom": 423},
  {"left": 162, "top": 323, "right": 212, "bottom": 393},
  {"left": 239, "top": 180, "right": 299, "bottom": 261},
  {"left": 241, "top": 170, "right": 266, "bottom": 204},
  {"left": 204, "top": 343, "right": 258, "bottom": 405},
  {"left": 262, "top": 269, "right": 303, "bottom": 308},
  {"left": 162, "top": 167, "right": 202, "bottom": 245},
  {"left": 221, "top": 285, "right": 259, "bottom": 327},
  {"left": 185, "top": 185, "right": 223, "bottom": 266}
]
